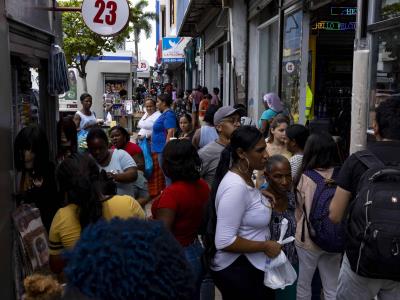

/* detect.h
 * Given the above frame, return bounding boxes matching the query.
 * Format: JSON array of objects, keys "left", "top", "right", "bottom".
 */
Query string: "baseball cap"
[{"left": 214, "top": 106, "right": 240, "bottom": 125}]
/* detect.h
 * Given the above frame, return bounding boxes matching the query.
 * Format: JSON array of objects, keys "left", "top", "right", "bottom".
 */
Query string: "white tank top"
[{"left": 76, "top": 110, "right": 97, "bottom": 130}]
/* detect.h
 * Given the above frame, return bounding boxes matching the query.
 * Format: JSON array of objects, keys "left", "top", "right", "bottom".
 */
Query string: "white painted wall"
[
  {"left": 247, "top": 18, "right": 261, "bottom": 125},
  {"left": 229, "top": 0, "right": 248, "bottom": 104},
  {"left": 74, "top": 51, "right": 134, "bottom": 119}
]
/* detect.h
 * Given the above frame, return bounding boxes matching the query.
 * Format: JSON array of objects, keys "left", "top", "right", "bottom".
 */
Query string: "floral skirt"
[{"left": 147, "top": 152, "right": 165, "bottom": 199}]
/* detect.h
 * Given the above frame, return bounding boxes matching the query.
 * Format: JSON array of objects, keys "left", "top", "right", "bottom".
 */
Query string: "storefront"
[
  {"left": 366, "top": 1, "right": 400, "bottom": 129},
  {"left": 248, "top": 0, "right": 357, "bottom": 155},
  {"left": 0, "top": 0, "right": 62, "bottom": 297}
]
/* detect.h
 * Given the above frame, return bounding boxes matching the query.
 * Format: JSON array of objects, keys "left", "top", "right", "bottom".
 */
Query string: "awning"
[{"left": 177, "top": 0, "right": 222, "bottom": 37}]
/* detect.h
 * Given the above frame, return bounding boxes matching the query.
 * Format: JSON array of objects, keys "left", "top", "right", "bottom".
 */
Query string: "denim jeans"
[{"left": 184, "top": 240, "right": 205, "bottom": 300}]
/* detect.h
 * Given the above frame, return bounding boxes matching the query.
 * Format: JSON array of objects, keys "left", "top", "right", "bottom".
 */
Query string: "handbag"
[{"left": 138, "top": 138, "right": 153, "bottom": 179}]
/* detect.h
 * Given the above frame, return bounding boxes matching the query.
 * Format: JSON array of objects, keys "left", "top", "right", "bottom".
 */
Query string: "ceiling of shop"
[{"left": 178, "top": 0, "right": 222, "bottom": 37}]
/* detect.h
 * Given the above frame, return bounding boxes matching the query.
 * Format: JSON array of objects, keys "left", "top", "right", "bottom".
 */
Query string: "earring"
[{"left": 238, "top": 157, "right": 250, "bottom": 173}]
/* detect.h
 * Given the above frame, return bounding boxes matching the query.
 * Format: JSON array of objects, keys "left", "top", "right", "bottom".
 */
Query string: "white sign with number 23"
[{"left": 82, "top": 0, "right": 130, "bottom": 36}]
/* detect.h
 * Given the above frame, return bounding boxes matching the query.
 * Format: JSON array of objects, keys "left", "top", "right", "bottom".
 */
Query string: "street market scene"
[{"left": 0, "top": 0, "right": 400, "bottom": 299}]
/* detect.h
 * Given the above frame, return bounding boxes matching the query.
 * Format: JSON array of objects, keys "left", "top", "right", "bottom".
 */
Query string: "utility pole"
[{"left": 350, "top": 0, "right": 369, "bottom": 154}]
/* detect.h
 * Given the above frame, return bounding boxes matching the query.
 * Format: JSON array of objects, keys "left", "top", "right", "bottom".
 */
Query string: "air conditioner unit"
[{"left": 222, "top": 0, "right": 231, "bottom": 8}]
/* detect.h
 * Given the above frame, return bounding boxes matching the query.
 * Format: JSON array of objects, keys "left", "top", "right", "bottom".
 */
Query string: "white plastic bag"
[
  {"left": 264, "top": 218, "right": 297, "bottom": 289},
  {"left": 264, "top": 252, "right": 297, "bottom": 289}
]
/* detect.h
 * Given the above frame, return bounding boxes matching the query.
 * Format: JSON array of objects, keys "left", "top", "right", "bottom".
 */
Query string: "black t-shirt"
[{"left": 337, "top": 141, "right": 400, "bottom": 200}]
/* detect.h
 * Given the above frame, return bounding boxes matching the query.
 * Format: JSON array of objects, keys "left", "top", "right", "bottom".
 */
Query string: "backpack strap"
[
  {"left": 303, "top": 169, "right": 325, "bottom": 185},
  {"left": 355, "top": 150, "right": 385, "bottom": 169}
]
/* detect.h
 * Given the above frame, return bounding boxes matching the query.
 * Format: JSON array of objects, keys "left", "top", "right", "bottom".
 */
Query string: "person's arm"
[
  {"left": 111, "top": 166, "right": 138, "bottom": 183},
  {"left": 224, "top": 236, "right": 281, "bottom": 258},
  {"left": 329, "top": 187, "right": 352, "bottom": 224},
  {"left": 133, "top": 152, "right": 145, "bottom": 172},
  {"left": 73, "top": 113, "right": 81, "bottom": 130},
  {"left": 166, "top": 128, "right": 175, "bottom": 142},
  {"left": 48, "top": 210, "right": 66, "bottom": 274},
  {"left": 192, "top": 128, "right": 200, "bottom": 149},
  {"left": 154, "top": 208, "right": 175, "bottom": 230},
  {"left": 260, "top": 120, "right": 269, "bottom": 135},
  {"left": 215, "top": 184, "right": 281, "bottom": 258},
  {"left": 109, "top": 151, "right": 138, "bottom": 182},
  {"left": 164, "top": 112, "right": 177, "bottom": 142}
]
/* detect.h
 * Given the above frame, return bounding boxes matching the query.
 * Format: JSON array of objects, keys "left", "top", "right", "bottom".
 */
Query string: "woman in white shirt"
[
  {"left": 205, "top": 125, "right": 281, "bottom": 299},
  {"left": 137, "top": 98, "right": 163, "bottom": 200},
  {"left": 137, "top": 98, "right": 161, "bottom": 140}
]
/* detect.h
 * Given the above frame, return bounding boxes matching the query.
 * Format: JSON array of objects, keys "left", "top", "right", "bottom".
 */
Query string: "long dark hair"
[
  {"left": 57, "top": 116, "right": 78, "bottom": 157},
  {"left": 162, "top": 139, "right": 201, "bottom": 182},
  {"left": 57, "top": 153, "right": 103, "bottom": 228},
  {"left": 14, "top": 125, "right": 50, "bottom": 176},
  {"left": 294, "top": 132, "right": 339, "bottom": 189},
  {"left": 204, "top": 126, "right": 263, "bottom": 265}
]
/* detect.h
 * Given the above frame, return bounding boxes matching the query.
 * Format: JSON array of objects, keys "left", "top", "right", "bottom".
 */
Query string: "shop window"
[
  {"left": 259, "top": 19, "right": 279, "bottom": 102},
  {"left": 281, "top": 10, "right": 302, "bottom": 123},
  {"left": 378, "top": 0, "right": 400, "bottom": 21},
  {"left": 369, "top": 28, "right": 400, "bottom": 127}
]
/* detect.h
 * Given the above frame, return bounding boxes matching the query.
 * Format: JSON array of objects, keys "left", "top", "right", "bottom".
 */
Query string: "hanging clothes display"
[{"left": 48, "top": 44, "right": 69, "bottom": 96}]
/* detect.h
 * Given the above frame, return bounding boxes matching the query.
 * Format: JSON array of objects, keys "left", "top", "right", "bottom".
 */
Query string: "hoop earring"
[{"left": 238, "top": 157, "right": 250, "bottom": 173}]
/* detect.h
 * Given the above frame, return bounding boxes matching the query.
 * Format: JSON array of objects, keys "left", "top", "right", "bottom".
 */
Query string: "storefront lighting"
[
  {"left": 312, "top": 21, "right": 356, "bottom": 31},
  {"left": 330, "top": 7, "right": 357, "bottom": 16}
]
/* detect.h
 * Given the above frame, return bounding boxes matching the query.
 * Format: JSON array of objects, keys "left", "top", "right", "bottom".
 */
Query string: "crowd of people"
[{"left": 13, "top": 85, "right": 400, "bottom": 300}]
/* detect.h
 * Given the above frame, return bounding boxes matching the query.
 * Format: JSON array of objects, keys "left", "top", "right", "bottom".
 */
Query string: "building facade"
[
  {"left": 0, "top": 0, "right": 62, "bottom": 298},
  {"left": 168, "top": 0, "right": 399, "bottom": 153}
]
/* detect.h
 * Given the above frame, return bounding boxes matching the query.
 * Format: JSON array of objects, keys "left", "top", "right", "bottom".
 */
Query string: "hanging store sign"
[
  {"left": 82, "top": 0, "right": 130, "bottom": 36},
  {"left": 162, "top": 37, "right": 191, "bottom": 63},
  {"left": 331, "top": 7, "right": 357, "bottom": 16},
  {"left": 137, "top": 60, "right": 150, "bottom": 72},
  {"left": 285, "top": 62, "right": 295, "bottom": 74},
  {"left": 312, "top": 21, "right": 356, "bottom": 31}
]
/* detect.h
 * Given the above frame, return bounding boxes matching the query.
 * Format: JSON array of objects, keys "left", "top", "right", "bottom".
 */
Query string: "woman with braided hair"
[{"left": 48, "top": 153, "right": 144, "bottom": 274}]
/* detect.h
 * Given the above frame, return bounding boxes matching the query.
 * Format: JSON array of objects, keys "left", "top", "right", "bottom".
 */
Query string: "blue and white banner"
[{"left": 162, "top": 37, "right": 190, "bottom": 63}]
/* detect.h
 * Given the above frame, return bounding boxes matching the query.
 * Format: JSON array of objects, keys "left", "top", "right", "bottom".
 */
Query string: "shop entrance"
[{"left": 308, "top": 1, "right": 357, "bottom": 157}]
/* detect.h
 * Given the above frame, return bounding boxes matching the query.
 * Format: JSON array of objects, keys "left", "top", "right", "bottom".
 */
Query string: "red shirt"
[
  {"left": 152, "top": 179, "right": 210, "bottom": 246},
  {"left": 112, "top": 142, "right": 142, "bottom": 158}
]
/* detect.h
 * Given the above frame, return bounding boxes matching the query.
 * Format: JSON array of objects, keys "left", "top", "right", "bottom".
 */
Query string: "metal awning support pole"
[
  {"left": 350, "top": 0, "right": 369, "bottom": 154},
  {"left": 277, "top": 0, "right": 284, "bottom": 98}
]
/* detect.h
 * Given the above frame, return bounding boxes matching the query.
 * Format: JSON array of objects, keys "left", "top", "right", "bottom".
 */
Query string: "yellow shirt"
[{"left": 49, "top": 195, "right": 145, "bottom": 255}]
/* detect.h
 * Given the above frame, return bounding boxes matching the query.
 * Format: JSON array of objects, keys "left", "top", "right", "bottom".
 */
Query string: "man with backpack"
[{"left": 329, "top": 96, "right": 400, "bottom": 299}]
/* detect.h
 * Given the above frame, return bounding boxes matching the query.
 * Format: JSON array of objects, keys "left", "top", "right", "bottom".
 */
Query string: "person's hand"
[
  {"left": 106, "top": 172, "right": 116, "bottom": 180},
  {"left": 261, "top": 190, "right": 276, "bottom": 208},
  {"left": 264, "top": 240, "right": 282, "bottom": 258}
]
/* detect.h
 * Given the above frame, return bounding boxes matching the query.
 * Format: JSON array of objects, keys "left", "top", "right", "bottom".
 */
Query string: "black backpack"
[{"left": 346, "top": 150, "right": 400, "bottom": 280}]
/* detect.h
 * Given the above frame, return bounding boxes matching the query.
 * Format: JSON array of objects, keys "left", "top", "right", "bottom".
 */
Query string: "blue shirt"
[
  {"left": 258, "top": 109, "right": 279, "bottom": 128},
  {"left": 151, "top": 109, "right": 177, "bottom": 153}
]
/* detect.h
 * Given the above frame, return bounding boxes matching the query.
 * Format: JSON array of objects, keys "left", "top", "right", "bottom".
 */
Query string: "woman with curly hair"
[
  {"left": 152, "top": 139, "right": 210, "bottom": 299},
  {"left": 63, "top": 218, "right": 195, "bottom": 300},
  {"left": 49, "top": 154, "right": 144, "bottom": 274}
]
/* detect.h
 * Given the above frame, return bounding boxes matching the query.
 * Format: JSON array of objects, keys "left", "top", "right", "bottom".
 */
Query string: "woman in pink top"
[{"left": 295, "top": 132, "right": 342, "bottom": 300}]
